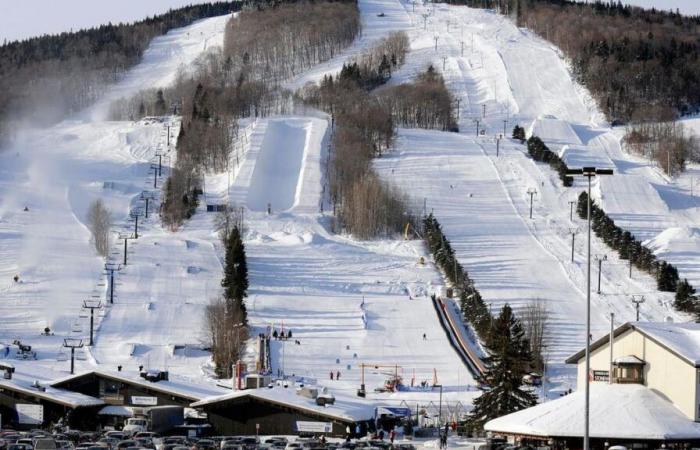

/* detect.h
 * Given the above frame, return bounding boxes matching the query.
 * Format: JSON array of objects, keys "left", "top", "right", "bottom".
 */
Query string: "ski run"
[{"left": 1, "top": 0, "right": 700, "bottom": 431}]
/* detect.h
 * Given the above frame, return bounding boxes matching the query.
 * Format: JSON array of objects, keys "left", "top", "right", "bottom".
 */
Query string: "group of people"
[{"left": 329, "top": 370, "right": 341, "bottom": 380}]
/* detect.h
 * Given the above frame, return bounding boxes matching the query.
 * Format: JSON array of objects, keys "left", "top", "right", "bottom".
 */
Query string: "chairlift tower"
[{"left": 63, "top": 338, "right": 83, "bottom": 375}]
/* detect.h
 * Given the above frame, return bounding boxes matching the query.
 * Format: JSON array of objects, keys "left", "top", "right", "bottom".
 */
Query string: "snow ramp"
[{"left": 230, "top": 117, "right": 327, "bottom": 214}]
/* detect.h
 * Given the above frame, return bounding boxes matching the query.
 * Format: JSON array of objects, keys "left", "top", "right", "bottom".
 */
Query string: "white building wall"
[{"left": 575, "top": 328, "right": 699, "bottom": 421}]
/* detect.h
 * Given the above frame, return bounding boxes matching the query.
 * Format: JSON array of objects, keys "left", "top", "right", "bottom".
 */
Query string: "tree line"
[
  {"left": 623, "top": 118, "right": 699, "bottom": 175},
  {"left": 525, "top": 134, "right": 573, "bottom": 186},
  {"left": 0, "top": 2, "right": 239, "bottom": 148},
  {"left": 514, "top": 0, "right": 700, "bottom": 123},
  {"left": 148, "top": 1, "right": 360, "bottom": 228},
  {"left": 577, "top": 191, "right": 699, "bottom": 317},
  {"left": 423, "top": 214, "right": 540, "bottom": 431},
  {"left": 300, "top": 52, "right": 461, "bottom": 238},
  {"left": 223, "top": 1, "right": 360, "bottom": 85}
]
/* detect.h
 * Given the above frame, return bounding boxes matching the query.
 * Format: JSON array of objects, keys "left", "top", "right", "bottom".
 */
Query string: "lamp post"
[
  {"left": 631, "top": 295, "right": 646, "bottom": 321},
  {"left": 595, "top": 254, "right": 607, "bottom": 294},
  {"left": 527, "top": 188, "right": 537, "bottom": 219},
  {"left": 63, "top": 338, "right": 83, "bottom": 375},
  {"left": 566, "top": 166, "right": 613, "bottom": 450}
]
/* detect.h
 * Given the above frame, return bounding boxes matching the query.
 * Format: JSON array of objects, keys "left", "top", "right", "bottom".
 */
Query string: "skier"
[
  {"left": 330, "top": 371, "right": 334, "bottom": 380},
  {"left": 423, "top": 333, "right": 426, "bottom": 340},
  {"left": 336, "top": 370, "right": 341, "bottom": 380}
]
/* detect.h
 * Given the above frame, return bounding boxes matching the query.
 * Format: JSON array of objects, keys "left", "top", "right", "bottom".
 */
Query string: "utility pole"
[
  {"left": 63, "top": 338, "right": 83, "bottom": 375},
  {"left": 527, "top": 187, "right": 537, "bottom": 219},
  {"left": 82, "top": 299, "right": 102, "bottom": 346},
  {"left": 570, "top": 228, "right": 578, "bottom": 262},
  {"left": 631, "top": 295, "right": 645, "bottom": 321},
  {"left": 104, "top": 263, "right": 122, "bottom": 305},
  {"left": 569, "top": 200, "right": 577, "bottom": 222},
  {"left": 595, "top": 254, "right": 607, "bottom": 294},
  {"left": 566, "top": 166, "right": 613, "bottom": 450}
]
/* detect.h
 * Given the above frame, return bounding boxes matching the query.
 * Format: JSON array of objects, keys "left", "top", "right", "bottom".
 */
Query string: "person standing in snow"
[
  {"left": 330, "top": 371, "right": 334, "bottom": 380},
  {"left": 336, "top": 370, "right": 341, "bottom": 380}
]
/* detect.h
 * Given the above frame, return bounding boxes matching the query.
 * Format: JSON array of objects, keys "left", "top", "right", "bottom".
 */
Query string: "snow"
[
  {"left": 632, "top": 322, "right": 700, "bottom": 366},
  {"left": 485, "top": 383, "right": 700, "bottom": 440},
  {"left": 0, "top": 1, "right": 228, "bottom": 44},
  {"left": 0, "top": 373, "right": 105, "bottom": 408},
  {"left": 3, "top": 0, "right": 700, "bottom": 418},
  {"left": 192, "top": 383, "right": 375, "bottom": 422}
]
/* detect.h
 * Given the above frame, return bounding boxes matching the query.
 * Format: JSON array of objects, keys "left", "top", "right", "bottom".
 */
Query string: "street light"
[
  {"left": 595, "top": 254, "right": 607, "bottom": 295},
  {"left": 566, "top": 166, "right": 613, "bottom": 450},
  {"left": 527, "top": 188, "right": 537, "bottom": 219},
  {"left": 631, "top": 295, "right": 646, "bottom": 321},
  {"left": 63, "top": 338, "right": 83, "bottom": 375}
]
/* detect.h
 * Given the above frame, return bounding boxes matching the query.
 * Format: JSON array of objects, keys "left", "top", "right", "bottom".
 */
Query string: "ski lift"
[
  {"left": 71, "top": 321, "right": 83, "bottom": 333},
  {"left": 79, "top": 310, "right": 89, "bottom": 319}
]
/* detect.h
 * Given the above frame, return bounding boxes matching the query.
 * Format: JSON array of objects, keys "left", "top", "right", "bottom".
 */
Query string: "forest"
[{"left": 0, "top": 2, "right": 239, "bottom": 147}]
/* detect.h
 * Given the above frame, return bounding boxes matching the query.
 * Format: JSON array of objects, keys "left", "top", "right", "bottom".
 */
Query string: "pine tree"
[
  {"left": 675, "top": 279, "right": 697, "bottom": 313},
  {"left": 221, "top": 227, "right": 249, "bottom": 322},
  {"left": 467, "top": 304, "right": 537, "bottom": 431}
]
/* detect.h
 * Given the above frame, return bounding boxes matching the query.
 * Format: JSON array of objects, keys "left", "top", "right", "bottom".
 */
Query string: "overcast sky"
[
  {"left": 1, "top": 0, "right": 699, "bottom": 44},
  {"left": 0, "top": 1, "right": 219, "bottom": 44}
]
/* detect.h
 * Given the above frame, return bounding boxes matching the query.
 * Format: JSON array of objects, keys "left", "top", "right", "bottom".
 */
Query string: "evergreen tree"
[
  {"left": 221, "top": 226, "right": 249, "bottom": 322},
  {"left": 675, "top": 278, "right": 697, "bottom": 313},
  {"left": 467, "top": 304, "right": 537, "bottom": 431}
]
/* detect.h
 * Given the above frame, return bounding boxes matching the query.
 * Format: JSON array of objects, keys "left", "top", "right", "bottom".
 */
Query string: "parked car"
[
  {"left": 8, "top": 444, "right": 34, "bottom": 450},
  {"left": 55, "top": 441, "right": 74, "bottom": 450}
]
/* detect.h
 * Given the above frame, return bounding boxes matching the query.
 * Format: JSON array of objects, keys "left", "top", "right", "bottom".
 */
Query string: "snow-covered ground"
[
  {"left": 2, "top": 0, "right": 700, "bottom": 421},
  {"left": 0, "top": 1, "right": 480, "bottom": 417}
]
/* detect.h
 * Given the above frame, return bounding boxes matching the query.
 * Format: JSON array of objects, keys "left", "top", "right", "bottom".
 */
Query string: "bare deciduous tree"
[
  {"left": 214, "top": 205, "right": 246, "bottom": 245},
  {"left": 87, "top": 199, "right": 112, "bottom": 258},
  {"left": 521, "top": 299, "right": 549, "bottom": 371},
  {"left": 205, "top": 296, "right": 248, "bottom": 379}
]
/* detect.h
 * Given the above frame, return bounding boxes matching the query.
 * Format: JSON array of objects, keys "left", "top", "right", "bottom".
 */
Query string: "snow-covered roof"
[
  {"left": 51, "top": 370, "right": 229, "bottom": 402},
  {"left": 567, "top": 322, "right": 700, "bottom": 367},
  {"left": 191, "top": 384, "right": 373, "bottom": 423},
  {"left": 0, "top": 378, "right": 105, "bottom": 409},
  {"left": 613, "top": 355, "right": 645, "bottom": 365},
  {"left": 98, "top": 405, "right": 134, "bottom": 417},
  {"left": 485, "top": 384, "right": 700, "bottom": 440}
]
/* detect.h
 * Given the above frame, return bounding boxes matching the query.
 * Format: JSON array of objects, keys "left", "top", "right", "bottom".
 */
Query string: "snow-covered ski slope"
[
  {"left": 0, "top": 3, "right": 479, "bottom": 409},
  {"left": 369, "top": 0, "right": 696, "bottom": 390},
  {"left": 2, "top": 0, "right": 699, "bottom": 404}
]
